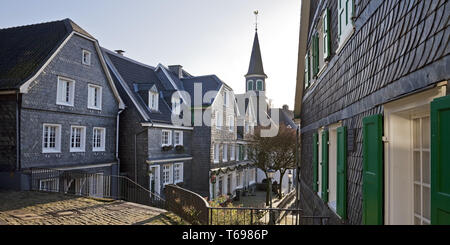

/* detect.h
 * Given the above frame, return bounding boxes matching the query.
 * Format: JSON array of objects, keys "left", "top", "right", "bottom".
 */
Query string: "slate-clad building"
[
  {"left": 0, "top": 19, "right": 125, "bottom": 195},
  {"left": 294, "top": 0, "right": 450, "bottom": 225},
  {"left": 103, "top": 49, "right": 194, "bottom": 197}
]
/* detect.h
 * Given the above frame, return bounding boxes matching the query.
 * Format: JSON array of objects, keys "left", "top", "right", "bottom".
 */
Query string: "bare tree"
[
  {"left": 248, "top": 126, "right": 273, "bottom": 206},
  {"left": 271, "top": 124, "right": 297, "bottom": 199}
]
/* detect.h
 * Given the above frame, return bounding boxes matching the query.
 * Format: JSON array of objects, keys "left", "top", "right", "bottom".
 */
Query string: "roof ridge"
[
  {"left": 102, "top": 47, "right": 156, "bottom": 70},
  {"left": 0, "top": 18, "right": 68, "bottom": 32}
]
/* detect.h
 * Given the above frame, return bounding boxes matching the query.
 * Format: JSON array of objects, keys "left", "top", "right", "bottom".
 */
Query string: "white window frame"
[
  {"left": 149, "top": 90, "right": 159, "bottom": 111},
  {"left": 214, "top": 143, "right": 220, "bottom": 163},
  {"left": 174, "top": 131, "right": 183, "bottom": 146},
  {"left": 56, "top": 77, "right": 75, "bottom": 107},
  {"left": 337, "top": 0, "right": 355, "bottom": 53},
  {"left": 173, "top": 163, "right": 184, "bottom": 184},
  {"left": 92, "top": 127, "right": 106, "bottom": 152},
  {"left": 215, "top": 110, "right": 223, "bottom": 129},
  {"left": 82, "top": 50, "right": 91, "bottom": 66},
  {"left": 230, "top": 144, "right": 235, "bottom": 161},
  {"left": 223, "top": 144, "right": 228, "bottom": 162},
  {"left": 327, "top": 122, "right": 342, "bottom": 212},
  {"left": 172, "top": 97, "right": 181, "bottom": 115},
  {"left": 161, "top": 130, "right": 172, "bottom": 147},
  {"left": 162, "top": 164, "right": 172, "bottom": 186},
  {"left": 70, "top": 126, "right": 86, "bottom": 152},
  {"left": 42, "top": 124, "right": 61, "bottom": 153},
  {"left": 87, "top": 84, "right": 102, "bottom": 110}
]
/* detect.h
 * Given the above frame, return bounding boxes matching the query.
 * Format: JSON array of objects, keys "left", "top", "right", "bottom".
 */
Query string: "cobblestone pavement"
[{"left": 0, "top": 191, "right": 186, "bottom": 225}]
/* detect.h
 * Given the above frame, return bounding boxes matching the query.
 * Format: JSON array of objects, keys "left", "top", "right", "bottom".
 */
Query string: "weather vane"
[{"left": 254, "top": 10, "right": 259, "bottom": 31}]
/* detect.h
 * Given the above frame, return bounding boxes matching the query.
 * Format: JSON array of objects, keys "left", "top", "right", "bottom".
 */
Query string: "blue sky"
[{"left": 0, "top": 0, "right": 301, "bottom": 108}]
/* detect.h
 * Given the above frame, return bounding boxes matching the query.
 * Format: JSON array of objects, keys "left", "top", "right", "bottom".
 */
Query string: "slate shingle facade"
[{"left": 299, "top": 0, "right": 449, "bottom": 225}]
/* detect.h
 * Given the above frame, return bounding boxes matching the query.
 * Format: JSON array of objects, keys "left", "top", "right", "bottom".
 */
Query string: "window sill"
[
  {"left": 336, "top": 27, "right": 355, "bottom": 55},
  {"left": 56, "top": 102, "right": 74, "bottom": 107},
  {"left": 93, "top": 148, "right": 106, "bottom": 152},
  {"left": 43, "top": 150, "right": 61, "bottom": 154},
  {"left": 70, "top": 149, "right": 85, "bottom": 153},
  {"left": 88, "top": 106, "right": 102, "bottom": 111}
]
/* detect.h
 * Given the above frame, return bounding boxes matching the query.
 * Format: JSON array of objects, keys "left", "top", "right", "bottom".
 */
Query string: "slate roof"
[
  {"left": 104, "top": 49, "right": 174, "bottom": 124},
  {"left": 0, "top": 18, "right": 94, "bottom": 90},
  {"left": 246, "top": 32, "right": 267, "bottom": 77},
  {"left": 104, "top": 49, "right": 225, "bottom": 124}
]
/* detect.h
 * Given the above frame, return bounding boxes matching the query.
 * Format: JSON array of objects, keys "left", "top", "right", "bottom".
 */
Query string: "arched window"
[
  {"left": 256, "top": 80, "right": 263, "bottom": 91},
  {"left": 247, "top": 80, "right": 254, "bottom": 91}
]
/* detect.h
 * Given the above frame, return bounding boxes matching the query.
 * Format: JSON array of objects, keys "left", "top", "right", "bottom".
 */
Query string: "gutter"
[{"left": 116, "top": 108, "right": 124, "bottom": 197}]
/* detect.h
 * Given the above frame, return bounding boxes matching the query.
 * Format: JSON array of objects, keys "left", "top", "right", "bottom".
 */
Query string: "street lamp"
[
  {"left": 288, "top": 171, "right": 293, "bottom": 193},
  {"left": 267, "top": 169, "right": 276, "bottom": 225}
]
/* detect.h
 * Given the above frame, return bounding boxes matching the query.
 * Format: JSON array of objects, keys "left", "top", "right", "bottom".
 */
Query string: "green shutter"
[
  {"left": 313, "top": 133, "right": 319, "bottom": 192},
  {"left": 321, "top": 130, "right": 329, "bottom": 203},
  {"left": 337, "top": 126, "right": 347, "bottom": 219},
  {"left": 305, "top": 54, "right": 310, "bottom": 88},
  {"left": 312, "top": 34, "right": 319, "bottom": 77},
  {"left": 431, "top": 95, "right": 450, "bottom": 225},
  {"left": 362, "top": 114, "right": 383, "bottom": 225}
]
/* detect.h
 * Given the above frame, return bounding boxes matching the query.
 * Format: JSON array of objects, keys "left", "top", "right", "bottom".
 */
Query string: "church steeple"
[{"left": 246, "top": 11, "right": 267, "bottom": 93}]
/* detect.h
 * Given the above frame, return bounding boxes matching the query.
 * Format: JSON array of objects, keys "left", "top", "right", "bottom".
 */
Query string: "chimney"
[
  {"left": 282, "top": 104, "right": 289, "bottom": 111},
  {"left": 168, "top": 65, "right": 183, "bottom": 79},
  {"left": 115, "top": 50, "right": 125, "bottom": 56}
]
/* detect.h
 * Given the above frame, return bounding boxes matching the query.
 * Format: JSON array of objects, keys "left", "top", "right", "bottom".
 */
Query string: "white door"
[{"left": 149, "top": 166, "right": 160, "bottom": 196}]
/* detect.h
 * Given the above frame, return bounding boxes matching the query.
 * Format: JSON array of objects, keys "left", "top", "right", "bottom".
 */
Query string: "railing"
[
  {"left": 30, "top": 168, "right": 165, "bottom": 209},
  {"left": 164, "top": 184, "right": 329, "bottom": 225},
  {"left": 164, "top": 184, "right": 209, "bottom": 225},
  {"left": 208, "top": 207, "right": 329, "bottom": 225}
]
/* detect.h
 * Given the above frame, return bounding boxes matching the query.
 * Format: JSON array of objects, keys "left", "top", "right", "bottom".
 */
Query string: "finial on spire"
[{"left": 254, "top": 10, "right": 259, "bottom": 32}]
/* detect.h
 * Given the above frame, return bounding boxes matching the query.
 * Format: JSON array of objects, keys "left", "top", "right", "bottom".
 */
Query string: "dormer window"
[
  {"left": 149, "top": 90, "right": 159, "bottom": 111},
  {"left": 172, "top": 97, "right": 181, "bottom": 115},
  {"left": 82, "top": 50, "right": 91, "bottom": 66}
]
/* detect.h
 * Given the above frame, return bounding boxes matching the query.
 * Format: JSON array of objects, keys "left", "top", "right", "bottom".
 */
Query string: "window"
[
  {"left": 215, "top": 110, "right": 223, "bottom": 129},
  {"left": 323, "top": 9, "right": 331, "bottom": 60},
  {"left": 149, "top": 90, "right": 159, "bottom": 111},
  {"left": 304, "top": 53, "right": 311, "bottom": 89},
  {"left": 338, "top": 0, "right": 354, "bottom": 50},
  {"left": 88, "top": 84, "right": 102, "bottom": 110},
  {"left": 228, "top": 116, "right": 234, "bottom": 131},
  {"left": 256, "top": 80, "right": 263, "bottom": 91},
  {"left": 224, "top": 91, "right": 229, "bottom": 107},
  {"left": 236, "top": 145, "right": 240, "bottom": 161},
  {"left": 70, "top": 126, "right": 86, "bottom": 152},
  {"left": 172, "top": 97, "right": 181, "bottom": 115},
  {"left": 230, "top": 145, "right": 235, "bottom": 161},
  {"left": 247, "top": 80, "right": 254, "bottom": 91},
  {"left": 413, "top": 115, "right": 431, "bottom": 225},
  {"left": 236, "top": 172, "right": 242, "bottom": 188},
  {"left": 174, "top": 131, "right": 183, "bottom": 146},
  {"left": 93, "top": 127, "right": 106, "bottom": 151},
  {"left": 327, "top": 123, "right": 341, "bottom": 212},
  {"left": 162, "top": 130, "right": 172, "bottom": 146},
  {"left": 43, "top": 124, "right": 61, "bottom": 153},
  {"left": 56, "top": 77, "right": 75, "bottom": 106},
  {"left": 82, "top": 50, "right": 91, "bottom": 65},
  {"left": 174, "top": 163, "right": 184, "bottom": 184},
  {"left": 162, "top": 165, "right": 172, "bottom": 186},
  {"left": 244, "top": 145, "right": 248, "bottom": 160},
  {"left": 214, "top": 143, "right": 220, "bottom": 163},
  {"left": 223, "top": 144, "right": 228, "bottom": 162},
  {"left": 40, "top": 179, "right": 59, "bottom": 192}
]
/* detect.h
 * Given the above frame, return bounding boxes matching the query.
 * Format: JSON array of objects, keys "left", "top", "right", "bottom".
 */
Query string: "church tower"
[{"left": 245, "top": 11, "right": 268, "bottom": 95}]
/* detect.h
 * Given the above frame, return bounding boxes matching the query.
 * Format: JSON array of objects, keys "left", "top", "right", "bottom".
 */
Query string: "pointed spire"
[{"left": 246, "top": 30, "right": 267, "bottom": 78}]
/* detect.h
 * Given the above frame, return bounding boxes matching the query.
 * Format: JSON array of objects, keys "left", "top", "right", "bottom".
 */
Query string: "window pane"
[
  {"left": 422, "top": 117, "right": 430, "bottom": 149},
  {"left": 414, "top": 184, "right": 421, "bottom": 215},
  {"left": 423, "top": 186, "right": 430, "bottom": 220},
  {"left": 414, "top": 151, "right": 421, "bottom": 182},
  {"left": 413, "top": 118, "right": 420, "bottom": 149},
  {"left": 422, "top": 151, "right": 430, "bottom": 185}
]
